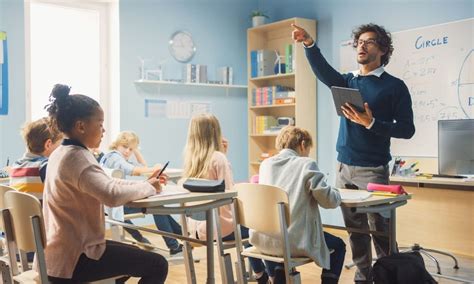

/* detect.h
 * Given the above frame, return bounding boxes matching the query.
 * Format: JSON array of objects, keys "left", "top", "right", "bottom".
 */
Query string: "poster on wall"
[{"left": 0, "top": 31, "right": 8, "bottom": 115}]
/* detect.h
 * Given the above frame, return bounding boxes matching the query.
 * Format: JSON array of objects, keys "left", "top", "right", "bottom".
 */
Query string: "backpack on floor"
[{"left": 373, "top": 251, "right": 437, "bottom": 284}]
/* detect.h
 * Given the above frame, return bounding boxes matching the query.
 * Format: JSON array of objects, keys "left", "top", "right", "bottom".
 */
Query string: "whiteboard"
[{"left": 340, "top": 19, "right": 474, "bottom": 157}]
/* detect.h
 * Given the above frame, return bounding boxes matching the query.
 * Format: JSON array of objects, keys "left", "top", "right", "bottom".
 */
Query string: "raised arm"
[
  {"left": 133, "top": 148, "right": 148, "bottom": 166},
  {"left": 292, "top": 24, "right": 347, "bottom": 88}
]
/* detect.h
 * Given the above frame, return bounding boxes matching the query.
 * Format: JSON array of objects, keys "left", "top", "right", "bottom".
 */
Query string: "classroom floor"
[{"left": 123, "top": 228, "right": 474, "bottom": 284}]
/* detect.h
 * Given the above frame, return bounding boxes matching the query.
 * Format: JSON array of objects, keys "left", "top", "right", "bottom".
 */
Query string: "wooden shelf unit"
[{"left": 247, "top": 17, "right": 317, "bottom": 177}]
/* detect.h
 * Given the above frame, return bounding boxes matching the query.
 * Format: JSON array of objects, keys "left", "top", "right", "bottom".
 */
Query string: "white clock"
[{"left": 168, "top": 30, "right": 196, "bottom": 63}]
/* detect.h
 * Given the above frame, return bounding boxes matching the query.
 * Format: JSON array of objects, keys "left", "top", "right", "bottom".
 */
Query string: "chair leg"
[
  {"left": 289, "top": 269, "right": 302, "bottom": 284},
  {"left": 401, "top": 243, "right": 460, "bottom": 274},
  {"left": 419, "top": 250, "right": 442, "bottom": 275},
  {"left": 0, "top": 258, "right": 12, "bottom": 284},
  {"left": 422, "top": 248, "right": 459, "bottom": 269}
]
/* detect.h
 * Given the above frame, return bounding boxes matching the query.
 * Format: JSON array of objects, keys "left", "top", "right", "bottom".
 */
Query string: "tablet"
[{"left": 331, "top": 86, "right": 366, "bottom": 116}]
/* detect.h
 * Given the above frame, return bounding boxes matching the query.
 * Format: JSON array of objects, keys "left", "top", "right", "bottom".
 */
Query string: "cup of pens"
[
  {"left": 391, "top": 158, "right": 419, "bottom": 177},
  {"left": 400, "top": 162, "right": 418, "bottom": 177}
]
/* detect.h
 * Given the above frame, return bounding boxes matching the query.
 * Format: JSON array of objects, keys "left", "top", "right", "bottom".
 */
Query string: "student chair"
[
  {"left": 2, "top": 191, "right": 48, "bottom": 283},
  {"left": 0, "top": 185, "right": 14, "bottom": 237},
  {"left": 0, "top": 185, "right": 14, "bottom": 282},
  {"left": 2, "top": 191, "right": 123, "bottom": 284},
  {"left": 232, "top": 183, "right": 313, "bottom": 284}
]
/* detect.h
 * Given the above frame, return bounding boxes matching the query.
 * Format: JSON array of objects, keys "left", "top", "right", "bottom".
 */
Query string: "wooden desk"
[
  {"left": 117, "top": 188, "right": 237, "bottom": 284},
  {"left": 0, "top": 177, "right": 9, "bottom": 185},
  {"left": 325, "top": 189, "right": 411, "bottom": 255},
  {"left": 390, "top": 176, "right": 474, "bottom": 257},
  {"left": 390, "top": 176, "right": 474, "bottom": 188}
]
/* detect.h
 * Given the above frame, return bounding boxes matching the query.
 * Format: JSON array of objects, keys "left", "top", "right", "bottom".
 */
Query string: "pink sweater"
[
  {"left": 187, "top": 151, "right": 234, "bottom": 240},
  {"left": 43, "top": 143, "right": 155, "bottom": 278}
]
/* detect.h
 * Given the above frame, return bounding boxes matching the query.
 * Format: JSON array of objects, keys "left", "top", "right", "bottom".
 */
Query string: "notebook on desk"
[
  {"left": 340, "top": 190, "right": 372, "bottom": 201},
  {"left": 147, "top": 184, "right": 190, "bottom": 199}
]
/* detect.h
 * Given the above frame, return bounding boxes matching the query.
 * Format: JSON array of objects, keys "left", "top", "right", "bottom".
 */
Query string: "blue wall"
[
  {"left": 119, "top": 0, "right": 256, "bottom": 182},
  {"left": 0, "top": 0, "right": 472, "bottom": 224},
  {"left": 0, "top": 0, "right": 26, "bottom": 166}
]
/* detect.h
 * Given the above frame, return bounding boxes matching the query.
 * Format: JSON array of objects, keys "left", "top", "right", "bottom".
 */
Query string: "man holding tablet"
[{"left": 292, "top": 23, "right": 415, "bottom": 283}]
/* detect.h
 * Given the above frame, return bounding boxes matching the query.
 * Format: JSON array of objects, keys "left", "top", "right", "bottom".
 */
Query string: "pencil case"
[
  {"left": 366, "top": 183, "right": 407, "bottom": 195},
  {"left": 183, "top": 178, "right": 225, "bottom": 193}
]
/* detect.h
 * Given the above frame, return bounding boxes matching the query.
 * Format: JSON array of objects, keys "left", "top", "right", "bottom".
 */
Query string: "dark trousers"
[
  {"left": 336, "top": 162, "right": 391, "bottom": 283},
  {"left": 264, "top": 232, "right": 346, "bottom": 282},
  {"left": 123, "top": 207, "right": 182, "bottom": 249},
  {"left": 48, "top": 240, "right": 168, "bottom": 284}
]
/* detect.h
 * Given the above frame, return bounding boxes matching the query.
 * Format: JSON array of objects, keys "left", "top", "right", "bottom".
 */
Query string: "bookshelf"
[{"left": 247, "top": 17, "right": 317, "bottom": 177}]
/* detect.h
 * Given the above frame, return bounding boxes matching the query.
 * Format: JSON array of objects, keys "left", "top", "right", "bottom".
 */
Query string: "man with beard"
[{"left": 291, "top": 23, "right": 415, "bottom": 283}]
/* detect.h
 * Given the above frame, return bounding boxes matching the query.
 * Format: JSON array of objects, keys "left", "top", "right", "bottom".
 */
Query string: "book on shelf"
[
  {"left": 218, "top": 66, "right": 233, "bottom": 85},
  {"left": 254, "top": 116, "right": 278, "bottom": 134},
  {"left": 275, "top": 97, "right": 295, "bottom": 104},
  {"left": 251, "top": 86, "right": 295, "bottom": 106},
  {"left": 285, "top": 43, "right": 295, "bottom": 73},
  {"left": 183, "top": 64, "right": 207, "bottom": 83},
  {"left": 250, "top": 49, "right": 278, "bottom": 78}
]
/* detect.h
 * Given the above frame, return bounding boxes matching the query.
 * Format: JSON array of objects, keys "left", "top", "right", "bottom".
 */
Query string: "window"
[{"left": 26, "top": 0, "right": 119, "bottom": 148}]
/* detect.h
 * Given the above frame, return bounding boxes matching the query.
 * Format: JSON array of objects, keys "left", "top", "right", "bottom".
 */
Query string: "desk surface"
[
  {"left": 339, "top": 188, "right": 411, "bottom": 208},
  {"left": 390, "top": 175, "right": 474, "bottom": 187},
  {"left": 127, "top": 189, "right": 236, "bottom": 208}
]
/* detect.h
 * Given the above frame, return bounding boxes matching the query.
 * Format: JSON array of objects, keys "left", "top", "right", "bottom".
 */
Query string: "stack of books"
[
  {"left": 218, "top": 66, "right": 233, "bottom": 85},
  {"left": 254, "top": 116, "right": 278, "bottom": 134},
  {"left": 250, "top": 49, "right": 277, "bottom": 78},
  {"left": 252, "top": 85, "right": 295, "bottom": 106}
]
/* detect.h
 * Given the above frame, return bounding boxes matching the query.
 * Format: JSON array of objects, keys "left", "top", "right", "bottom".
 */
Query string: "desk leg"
[
  {"left": 389, "top": 209, "right": 398, "bottom": 254},
  {"left": 206, "top": 209, "right": 215, "bottom": 284},
  {"left": 214, "top": 208, "right": 235, "bottom": 284},
  {"left": 181, "top": 209, "right": 197, "bottom": 284}
]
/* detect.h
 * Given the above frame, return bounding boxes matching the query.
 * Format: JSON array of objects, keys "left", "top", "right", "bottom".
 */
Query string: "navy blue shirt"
[{"left": 305, "top": 45, "right": 415, "bottom": 167}]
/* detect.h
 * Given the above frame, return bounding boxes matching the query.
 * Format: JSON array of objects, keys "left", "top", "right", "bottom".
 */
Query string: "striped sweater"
[{"left": 9, "top": 152, "right": 48, "bottom": 198}]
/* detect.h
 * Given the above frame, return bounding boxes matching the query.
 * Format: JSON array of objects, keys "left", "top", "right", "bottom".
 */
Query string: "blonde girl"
[{"left": 183, "top": 113, "right": 268, "bottom": 283}]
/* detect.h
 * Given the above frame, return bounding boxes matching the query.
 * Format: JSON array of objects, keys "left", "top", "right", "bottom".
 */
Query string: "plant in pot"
[{"left": 251, "top": 10, "right": 269, "bottom": 27}]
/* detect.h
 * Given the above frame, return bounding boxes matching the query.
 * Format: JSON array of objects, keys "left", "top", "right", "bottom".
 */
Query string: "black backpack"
[{"left": 373, "top": 252, "right": 438, "bottom": 284}]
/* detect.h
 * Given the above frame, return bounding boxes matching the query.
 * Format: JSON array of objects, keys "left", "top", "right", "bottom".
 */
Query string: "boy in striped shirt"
[{"left": 9, "top": 117, "right": 63, "bottom": 199}]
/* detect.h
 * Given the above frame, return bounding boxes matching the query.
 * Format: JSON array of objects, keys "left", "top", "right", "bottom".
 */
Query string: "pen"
[
  {"left": 156, "top": 161, "right": 169, "bottom": 178},
  {"left": 409, "top": 162, "right": 418, "bottom": 168},
  {"left": 6, "top": 157, "right": 9, "bottom": 167}
]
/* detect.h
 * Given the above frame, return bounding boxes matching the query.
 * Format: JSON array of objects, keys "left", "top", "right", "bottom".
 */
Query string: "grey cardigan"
[{"left": 249, "top": 149, "right": 341, "bottom": 269}]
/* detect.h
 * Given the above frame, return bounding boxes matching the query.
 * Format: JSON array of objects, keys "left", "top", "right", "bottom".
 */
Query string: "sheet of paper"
[
  {"left": 147, "top": 184, "right": 189, "bottom": 199},
  {"left": 340, "top": 190, "right": 372, "bottom": 201}
]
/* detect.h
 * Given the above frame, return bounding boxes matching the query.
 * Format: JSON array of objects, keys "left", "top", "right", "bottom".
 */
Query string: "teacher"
[{"left": 291, "top": 23, "right": 415, "bottom": 283}]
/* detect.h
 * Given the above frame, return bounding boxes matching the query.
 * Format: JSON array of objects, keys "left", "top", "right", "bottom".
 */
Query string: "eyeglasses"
[{"left": 353, "top": 39, "right": 377, "bottom": 48}]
